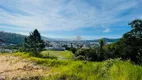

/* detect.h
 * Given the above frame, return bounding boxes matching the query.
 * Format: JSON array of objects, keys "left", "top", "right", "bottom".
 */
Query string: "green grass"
[
  {"left": 41, "top": 50, "right": 73, "bottom": 60},
  {"left": 14, "top": 52, "right": 142, "bottom": 80},
  {"left": 46, "top": 59, "right": 142, "bottom": 80},
  {"left": 7, "top": 52, "right": 142, "bottom": 80}
]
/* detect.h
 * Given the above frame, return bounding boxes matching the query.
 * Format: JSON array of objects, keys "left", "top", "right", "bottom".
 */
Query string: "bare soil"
[{"left": 0, "top": 55, "right": 48, "bottom": 80}]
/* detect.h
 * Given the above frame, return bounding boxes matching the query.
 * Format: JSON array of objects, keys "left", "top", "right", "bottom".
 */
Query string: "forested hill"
[
  {"left": 86, "top": 38, "right": 120, "bottom": 42},
  {"left": 0, "top": 31, "right": 54, "bottom": 44},
  {"left": 0, "top": 31, "right": 25, "bottom": 44}
]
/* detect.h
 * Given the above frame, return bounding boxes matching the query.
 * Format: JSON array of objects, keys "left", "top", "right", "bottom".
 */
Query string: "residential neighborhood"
[{"left": 45, "top": 41, "right": 103, "bottom": 50}]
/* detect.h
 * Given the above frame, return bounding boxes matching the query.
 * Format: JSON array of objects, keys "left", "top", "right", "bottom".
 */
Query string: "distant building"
[{"left": 45, "top": 41, "right": 65, "bottom": 51}]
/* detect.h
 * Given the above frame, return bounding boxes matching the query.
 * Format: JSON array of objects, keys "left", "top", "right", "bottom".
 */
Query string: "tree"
[
  {"left": 128, "top": 19, "right": 142, "bottom": 37},
  {"left": 98, "top": 39, "right": 106, "bottom": 60},
  {"left": 129, "top": 19, "right": 142, "bottom": 31},
  {"left": 106, "top": 19, "right": 142, "bottom": 64},
  {"left": 70, "top": 43, "right": 77, "bottom": 54},
  {"left": 23, "top": 29, "right": 45, "bottom": 56},
  {"left": 126, "top": 19, "right": 142, "bottom": 64},
  {"left": 99, "top": 39, "right": 106, "bottom": 51}
]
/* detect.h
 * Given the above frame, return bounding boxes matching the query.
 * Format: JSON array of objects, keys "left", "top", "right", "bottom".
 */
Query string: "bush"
[
  {"left": 75, "top": 48, "right": 98, "bottom": 61},
  {"left": 75, "top": 55, "right": 85, "bottom": 60},
  {"left": 71, "top": 48, "right": 77, "bottom": 54}
]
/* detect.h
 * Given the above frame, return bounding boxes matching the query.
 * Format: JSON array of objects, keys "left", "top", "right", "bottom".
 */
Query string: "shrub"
[
  {"left": 75, "top": 48, "right": 98, "bottom": 61},
  {"left": 75, "top": 55, "right": 85, "bottom": 60}
]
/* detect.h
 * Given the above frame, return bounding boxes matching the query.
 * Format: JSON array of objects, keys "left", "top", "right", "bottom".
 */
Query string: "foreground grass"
[{"left": 5, "top": 52, "right": 142, "bottom": 80}]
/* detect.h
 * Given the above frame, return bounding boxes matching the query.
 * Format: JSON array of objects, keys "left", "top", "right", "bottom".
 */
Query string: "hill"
[
  {"left": 0, "top": 31, "right": 25, "bottom": 44},
  {"left": 85, "top": 38, "right": 120, "bottom": 42},
  {"left": 0, "top": 31, "right": 120, "bottom": 45},
  {"left": 0, "top": 31, "right": 55, "bottom": 45}
]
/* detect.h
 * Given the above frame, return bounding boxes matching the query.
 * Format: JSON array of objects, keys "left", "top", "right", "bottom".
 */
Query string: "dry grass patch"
[{"left": 0, "top": 55, "right": 49, "bottom": 79}]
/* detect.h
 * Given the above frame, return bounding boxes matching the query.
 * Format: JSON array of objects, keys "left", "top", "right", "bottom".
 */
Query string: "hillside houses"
[
  {"left": 45, "top": 41, "right": 100, "bottom": 50},
  {"left": 45, "top": 42, "right": 65, "bottom": 50}
]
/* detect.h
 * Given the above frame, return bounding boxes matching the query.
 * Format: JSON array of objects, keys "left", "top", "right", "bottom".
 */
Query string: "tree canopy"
[{"left": 23, "top": 29, "right": 45, "bottom": 56}]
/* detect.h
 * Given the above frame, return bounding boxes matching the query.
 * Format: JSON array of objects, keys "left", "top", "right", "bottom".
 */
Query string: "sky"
[{"left": 0, "top": 0, "right": 142, "bottom": 40}]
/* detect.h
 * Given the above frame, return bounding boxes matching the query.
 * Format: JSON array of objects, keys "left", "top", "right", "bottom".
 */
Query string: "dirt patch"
[{"left": 0, "top": 55, "right": 49, "bottom": 79}]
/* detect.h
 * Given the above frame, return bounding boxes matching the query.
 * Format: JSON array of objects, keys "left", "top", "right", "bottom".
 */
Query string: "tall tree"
[
  {"left": 99, "top": 39, "right": 106, "bottom": 51},
  {"left": 23, "top": 29, "right": 45, "bottom": 56},
  {"left": 98, "top": 38, "right": 106, "bottom": 60},
  {"left": 110, "top": 19, "right": 142, "bottom": 64}
]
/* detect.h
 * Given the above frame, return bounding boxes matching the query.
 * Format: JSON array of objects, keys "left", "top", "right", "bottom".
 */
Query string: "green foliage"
[
  {"left": 73, "top": 19, "right": 142, "bottom": 64},
  {"left": 104, "top": 19, "right": 142, "bottom": 64},
  {"left": 41, "top": 50, "right": 73, "bottom": 60},
  {"left": 47, "top": 59, "right": 142, "bottom": 80},
  {"left": 70, "top": 48, "right": 77, "bottom": 54},
  {"left": 14, "top": 52, "right": 34, "bottom": 58},
  {"left": 14, "top": 52, "right": 69, "bottom": 67},
  {"left": 22, "top": 29, "right": 45, "bottom": 56},
  {"left": 62, "top": 45, "right": 71, "bottom": 50},
  {"left": 75, "top": 48, "right": 98, "bottom": 61},
  {"left": 99, "top": 38, "right": 106, "bottom": 51},
  {"left": 12, "top": 52, "right": 142, "bottom": 80},
  {"left": 3, "top": 44, "right": 23, "bottom": 50},
  {"left": 75, "top": 55, "right": 86, "bottom": 60},
  {"left": 129, "top": 19, "right": 142, "bottom": 33},
  {"left": 39, "top": 52, "right": 57, "bottom": 59},
  {"left": 74, "top": 39, "right": 107, "bottom": 61}
]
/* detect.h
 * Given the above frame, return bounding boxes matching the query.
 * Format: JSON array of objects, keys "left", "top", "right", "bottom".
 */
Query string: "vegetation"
[
  {"left": 21, "top": 29, "right": 45, "bottom": 56},
  {"left": 11, "top": 52, "right": 142, "bottom": 80},
  {"left": 41, "top": 50, "right": 73, "bottom": 60},
  {"left": 73, "top": 19, "right": 142, "bottom": 65},
  {"left": 48, "top": 59, "right": 142, "bottom": 80},
  {"left": 104, "top": 19, "right": 142, "bottom": 64}
]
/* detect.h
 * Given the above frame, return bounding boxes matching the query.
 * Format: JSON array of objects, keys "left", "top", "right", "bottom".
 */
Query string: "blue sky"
[{"left": 0, "top": 0, "right": 142, "bottom": 40}]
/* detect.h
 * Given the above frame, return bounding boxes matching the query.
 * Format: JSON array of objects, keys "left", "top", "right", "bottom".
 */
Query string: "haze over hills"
[
  {"left": 0, "top": 31, "right": 25, "bottom": 44},
  {"left": 0, "top": 31, "right": 54, "bottom": 44},
  {"left": 0, "top": 31, "right": 120, "bottom": 44}
]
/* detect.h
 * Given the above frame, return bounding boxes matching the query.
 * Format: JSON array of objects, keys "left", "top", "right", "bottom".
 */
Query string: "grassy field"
[
  {"left": 13, "top": 52, "right": 142, "bottom": 80},
  {"left": 40, "top": 50, "right": 73, "bottom": 60},
  {"left": 0, "top": 52, "right": 142, "bottom": 80}
]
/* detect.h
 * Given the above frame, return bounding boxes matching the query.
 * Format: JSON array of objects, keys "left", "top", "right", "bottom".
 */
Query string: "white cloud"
[{"left": 0, "top": 0, "right": 141, "bottom": 33}]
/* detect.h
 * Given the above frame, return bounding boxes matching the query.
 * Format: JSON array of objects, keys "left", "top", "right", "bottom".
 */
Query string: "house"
[{"left": 45, "top": 42, "right": 65, "bottom": 51}]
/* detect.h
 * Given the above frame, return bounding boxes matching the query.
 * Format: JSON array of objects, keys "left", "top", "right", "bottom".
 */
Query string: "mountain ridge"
[{"left": 0, "top": 31, "right": 120, "bottom": 44}]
